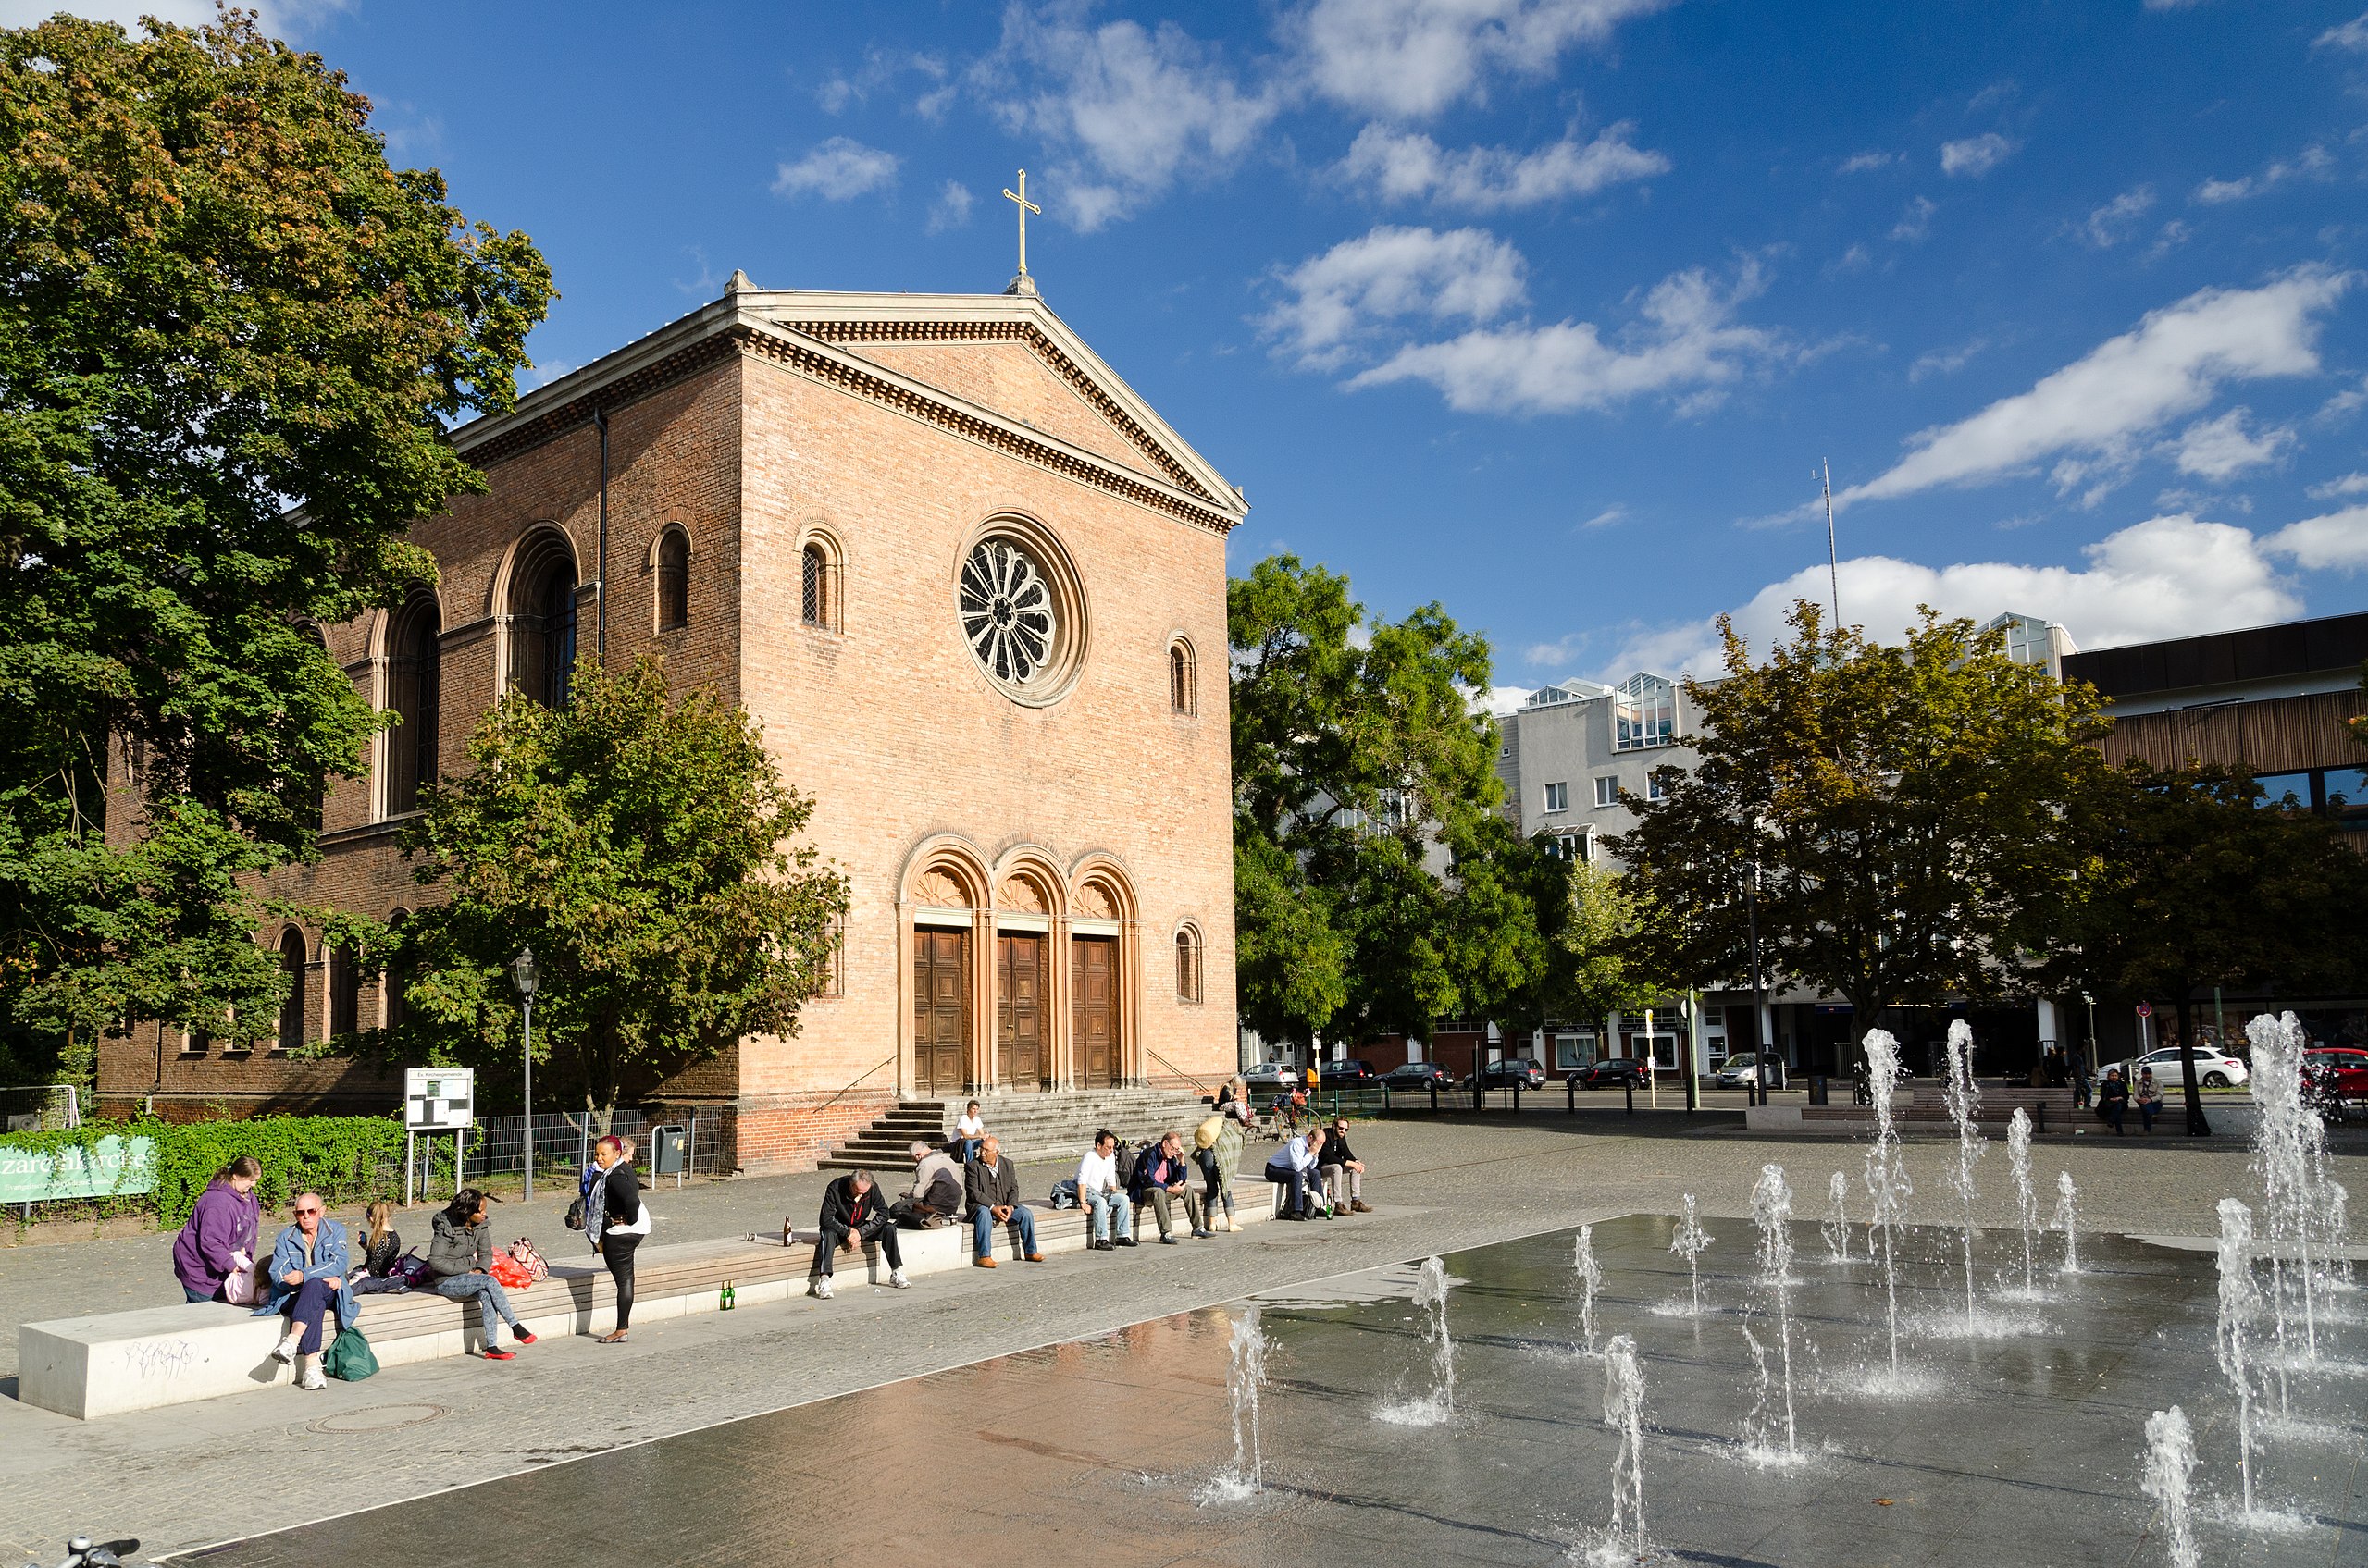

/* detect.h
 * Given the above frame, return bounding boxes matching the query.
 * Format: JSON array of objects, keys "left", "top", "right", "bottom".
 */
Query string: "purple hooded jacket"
[{"left": 172, "top": 1180, "right": 259, "bottom": 1300}]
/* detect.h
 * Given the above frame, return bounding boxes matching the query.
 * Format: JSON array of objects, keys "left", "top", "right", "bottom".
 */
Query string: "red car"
[{"left": 2303, "top": 1047, "right": 2368, "bottom": 1108}]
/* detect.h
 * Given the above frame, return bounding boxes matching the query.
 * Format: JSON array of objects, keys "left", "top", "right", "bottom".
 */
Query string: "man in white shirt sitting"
[
  {"left": 1076, "top": 1130, "right": 1135, "bottom": 1250},
  {"left": 1262, "top": 1126, "right": 1331, "bottom": 1219}
]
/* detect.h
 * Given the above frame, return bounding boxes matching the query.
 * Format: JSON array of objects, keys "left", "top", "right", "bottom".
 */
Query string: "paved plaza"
[{"left": 0, "top": 1113, "right": 2355, "bottom": 1563}]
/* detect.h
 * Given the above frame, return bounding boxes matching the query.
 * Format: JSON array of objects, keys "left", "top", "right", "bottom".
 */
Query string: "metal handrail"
[
  {"left": 1146, "top": 1046, "right": 1216, "bottom": 1097},
  {"left": 812, "top": 1053, "right": 899, "bottom": 1118}
]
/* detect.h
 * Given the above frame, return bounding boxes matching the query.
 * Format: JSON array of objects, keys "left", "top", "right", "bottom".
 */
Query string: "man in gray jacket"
[
  {"left": 964, "top": 1136, "right": 1046, "bottom": 1267},
  {"left": 904, "top": 1142, "right": 965, "bottom": 1223},
  {"left": 427, "top": 1189, "right": 535, "bottom": 1359}
]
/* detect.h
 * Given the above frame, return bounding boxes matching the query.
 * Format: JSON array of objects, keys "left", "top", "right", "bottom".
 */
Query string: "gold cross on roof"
[{"left": 1002, "top": 169, "right": 1042, "bottom": 279}]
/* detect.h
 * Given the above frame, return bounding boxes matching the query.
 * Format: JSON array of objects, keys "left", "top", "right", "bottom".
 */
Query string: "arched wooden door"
[
  {"left": 997, "top": 932, "right": 1048, "bottom": 1090},
  {"left": 1072, "top": 935, "right": 1118, "bottom": 1089},
  {"left": 914, "top": 928, "right": 970, "bottom": 1096}
]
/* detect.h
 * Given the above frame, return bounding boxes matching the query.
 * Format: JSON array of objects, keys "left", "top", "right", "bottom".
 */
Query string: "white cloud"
[
  {"left": 927, "top": 180, "right": 975, "bottom": 233},
  {"left": 2168, "top": 407, "right": 2293, "bottom": 481},
  {"left": 1940, "top": 132, "right": 2016, "bottom": 178},
  {"left": 1261, "top": 225, "right": 1529, "bottom": 369},
  {"left": 2192, "top": 143, "right": 2333, "bottom": 204},
  {"left": 2319, "top": 377, "right": 2368, "bottom": 424},
  {"left": 1482, "top": 684, "right": 1538, "bottom": 716},
  {"left": 1909, "top": 335, "right": 1989, "bottom": 382},
  {"left": 979, "top": 5, "right": 1279, "bottom": 231},
  {"left": 2077, "top": 186, "right": 2155, "bottom": 248},
  {"left": 1346, "top": 259, "right": 1791, "bottom": 416},
  {"left": 1603, "top": 514, "right": 2304, "bottom": 677},
  {"left": 2313, "top": 11, "right": 2368, "bottom": 50},
  {"left": 1524, "top": 632, "right": 1589, "bottom": 666},
  {"left": 1292, "top": 0, "right": 1672, "bottom": 118},
  {"left": 2308, "top": 472, "right": 2368, "bottom": 499},
  {"left": 2143, "top": 0, "right": 2204, "bottom": 10},
  {"left": 772, "top": 137, "right": 900, "bottom": 201},
  {"left": 1838, "top": 151, "right": 1895, "bottom": 174},
  {"left": 1891, "top": 196, "right": 1936, "bottom": 242},
  {"left": 0, "top": 0, "right": 348, "bottom": 31},
  {"left": 2263, "top": 505, "right": 2368, "bottom": 570},
  {"left": 1828, "top": 269, "right": 2354, "bottom": 512},
  {"left": 1579, "top": 504, "right": 1627, "bottom": 528},
  {"left": 1340, "top": 122, "right": 1668, "bottom": 210},
  {"left": 813, "top": 47, "right": 949, "bottom": 117}
]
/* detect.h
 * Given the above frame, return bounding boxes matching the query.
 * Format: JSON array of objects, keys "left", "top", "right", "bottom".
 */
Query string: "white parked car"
[
  {"left": 2100, "top": 1045, "right": 2250, "bottom": 1090},
  {"left": 1243, "top": 1062, "right": 1298, "bottom": 1090}
]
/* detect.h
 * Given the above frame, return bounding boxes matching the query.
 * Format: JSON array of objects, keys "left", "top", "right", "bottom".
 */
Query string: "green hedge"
[{"left": 1, "top": 1116, "right": 404, "bottom": 1228}]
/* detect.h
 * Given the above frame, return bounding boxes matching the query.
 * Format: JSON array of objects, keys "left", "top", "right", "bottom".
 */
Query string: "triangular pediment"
[{"left": 747, "top": 292, "right": 1241, "bottom": 513}]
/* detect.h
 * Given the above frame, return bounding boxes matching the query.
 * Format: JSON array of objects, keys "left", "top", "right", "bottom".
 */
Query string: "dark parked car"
[
  {"left": 1571, "top": 1058, "right": 1649, "bottom": 1090},
  {"left": 1320, "top": 1058, "right": 1379, "bottom": 1086},
  {"left": 1469, "top": 1057, "right": 1548, "bottom": 1090},
  {"left": 1381, "top": 1061, "right": 1457, "bottom": 1089}
]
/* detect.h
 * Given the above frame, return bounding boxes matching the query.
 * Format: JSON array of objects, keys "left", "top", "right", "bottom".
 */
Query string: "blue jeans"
[
  {"left": 1085, "top": 1189, "right": 1132, "bottom": 1241},
  {"left": 973, "top": 1204, "right": 1037, "bottom": 1260},
  {"left": 280, "top": 1277, "right": 338, "bottom": 1353},
  {"left": 434, "top": 1272, "right": 520, "bottom": 1345},
  {"left": 185, "top": 1286, "right": 218, "bottom": 1303}
]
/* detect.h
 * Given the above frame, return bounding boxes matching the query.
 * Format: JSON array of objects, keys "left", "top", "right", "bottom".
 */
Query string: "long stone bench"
[{"left": 19, "top": 1190, "right": 1283, "bottom": 1420}]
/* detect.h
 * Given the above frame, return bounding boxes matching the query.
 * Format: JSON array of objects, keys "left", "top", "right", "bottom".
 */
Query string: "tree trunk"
[{"left": 2175, "top": 991, "right": 2210, "bottom": 1137}]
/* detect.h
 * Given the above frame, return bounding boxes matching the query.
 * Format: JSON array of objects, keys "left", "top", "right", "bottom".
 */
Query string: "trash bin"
[
  {"left": 652, "top": 1124, "right": 688, "bottom": 1177},
  {"left": 1807, "top": 1075, "right": 1829, "bottom": 1106}
]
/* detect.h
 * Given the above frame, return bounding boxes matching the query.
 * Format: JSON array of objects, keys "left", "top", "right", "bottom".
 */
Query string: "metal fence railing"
[
  {"left": 0, "top": 1083, "right": 81, "bottom": 1135},
  {"left": 396, "top": 1109, "right": 733, "bottom": 1202}
]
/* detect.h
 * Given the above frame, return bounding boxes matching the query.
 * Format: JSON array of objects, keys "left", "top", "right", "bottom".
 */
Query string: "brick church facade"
[{"left": 97, "top": 276, "right": 1246, "bottom": 1171}]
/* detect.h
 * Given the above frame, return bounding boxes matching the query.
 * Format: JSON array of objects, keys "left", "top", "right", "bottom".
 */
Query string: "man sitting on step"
[
  {"left": 811, "top": 1169, "right": 909, "bottom": 1300},
  {"left": 1128, "top": 1129, "right": 1195, "bottom": 1244},
  {"left": 899, "top": 1141, "right": 966, "bottom": 1226},
  {"left": 1078, "top": 1129, "right": 1135, "bottom": 1251},
  {"left": 1263, "top": 1126, "right": 1331, "bottom": 1219},
  {"left": 1318, "top": 1117, "right": 1373, "bottom": 1214},
  {"left": 966, "top": 1135, "right": 1046, "bottom": 1267}
]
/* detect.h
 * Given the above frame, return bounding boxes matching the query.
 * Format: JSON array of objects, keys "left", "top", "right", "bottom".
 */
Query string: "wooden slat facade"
[{"left": 2098, "top": 689, "right": 2367, "bottom": 773}]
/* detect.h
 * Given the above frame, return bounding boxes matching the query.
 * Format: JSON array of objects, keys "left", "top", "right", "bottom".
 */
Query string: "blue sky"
[{"left": 31, "top": 0, "right": 2368, "bottom": 704}]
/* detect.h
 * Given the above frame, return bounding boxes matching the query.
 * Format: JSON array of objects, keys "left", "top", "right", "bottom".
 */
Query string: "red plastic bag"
[{"left": 489, "top": 1253, "right": 532, "bottom": 1290}]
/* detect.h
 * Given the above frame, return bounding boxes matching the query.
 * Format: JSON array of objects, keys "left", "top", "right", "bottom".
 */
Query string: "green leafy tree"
[
  {"left": 1551, "top": 860, "right": 1670, "bottom": 1043},
  {"left": 385, "top": 660, "right": 849, "bottom": 1126},
  {"left": 1228, "top": 555, "right": 1541, "bottom": 1048},
  {"left": 1614, "top": 602, "right": 2108, "bottom": 1057},
  {"left": 2046, "top": 761, "right": 2368, "bottom": 1135},
  {"left": 0, "top": 12, "right": 552, "bottom": 1081}
]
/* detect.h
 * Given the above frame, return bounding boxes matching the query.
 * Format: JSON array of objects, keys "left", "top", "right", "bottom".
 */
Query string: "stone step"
[{"left": 818, "top": 1088, "right": 1219, "bottom": 1172}]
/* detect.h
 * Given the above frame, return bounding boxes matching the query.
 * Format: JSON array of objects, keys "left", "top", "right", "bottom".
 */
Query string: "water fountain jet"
[
  {"left": 1419, "top": 1255, "right": 1456, "bottom": 1419},
  {"left": 2214, "top": 1197, "right": 2262, "bottom": 1522},
  {"left": 1601, "top": 1334, "right": 1648, "bottom": 1557},
  {"left": 2053, "top": 1172, "right": 2081, "bottom": 1276},
  {"left": 1940, "top": 1020, "right": 1985, "bottom": 1333},
  {"left": 2006, "top": 1108, "right": 2039, "bottom": 1296},
  {"left": 1749, "top": 1164, "right": 1799, "bottom": 1459},
  {"left": 1822, "top": 1171, "right": 1851, "bottom": 1263},
  {"left": 2140, "top": 1405, "right": 2200, "bottom": 1568},
  {"left": 1860, "top": 1030, "right": 1912, "bottom": 1376},
  {"left": 1209, "top": 1308, "right": 1271, "bottom": 1499},
  {"left": 1669, "top": 1196, "right": 1712, "bottom": 1318},
  {"left": 1572, "top": 1226, "right": 1604, "bottom": 1354}
]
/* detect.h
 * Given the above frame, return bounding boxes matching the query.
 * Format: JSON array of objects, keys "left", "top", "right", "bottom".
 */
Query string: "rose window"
[{"left": 960, "top": 539, "right": 1057, "bottom": 685}]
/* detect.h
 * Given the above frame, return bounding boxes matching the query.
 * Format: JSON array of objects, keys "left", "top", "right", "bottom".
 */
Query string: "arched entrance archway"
[{"left": 1068, "top": 858, "right": 1139, "bottom": 1090}]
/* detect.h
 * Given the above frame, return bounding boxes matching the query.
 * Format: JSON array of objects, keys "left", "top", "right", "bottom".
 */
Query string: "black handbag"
[{"left": 564, "top": 1197, "right": 586, "bottom": 1230}]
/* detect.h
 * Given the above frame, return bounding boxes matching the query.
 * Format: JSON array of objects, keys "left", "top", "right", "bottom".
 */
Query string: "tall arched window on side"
[
  {"left": 381, "top": 909, "right": 411, "bottom": 1034},
  {"left": 1169, "top": 638, "right": 1196, "bottom": 717},
  {"left": 276, "top": 928, "right": 308, "bottom": 1053},
  {"left": 1174, "top": 925, "right": 1203, "bottom": 1004},
  {"left": 328, "top": 941, "right": 359, "bottom": 1038},
  {"left": 506, "top": 534, "right": 578, "bottom": 708},
  {"left": 656, "top": 527, "right": 690, "bottom": 632},
  {"left": 386, "top": 591, "right": 440, "bottom": 816},
  {"left": 801, "top": 540, "right": 833, "bottom": 629}
]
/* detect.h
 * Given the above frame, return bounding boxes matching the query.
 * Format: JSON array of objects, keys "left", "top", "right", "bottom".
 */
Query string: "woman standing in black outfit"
[{"left": 591, "top": 1135, "right": 647, "bottom": 1343}]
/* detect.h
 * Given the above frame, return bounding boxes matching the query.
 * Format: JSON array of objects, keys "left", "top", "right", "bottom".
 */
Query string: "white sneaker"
[
  {"left": 272, "top": 1330, "right": 301, "bottom": 1364},
  {"left": 887, "top": 1270, "right": 911, "bottom": 1289},
  {"left": 300, "top": 1360, "right": 328, "bottom": 1391},
  {"left": 811, "top": 1278, "right": 834, "bottom": 1300}
]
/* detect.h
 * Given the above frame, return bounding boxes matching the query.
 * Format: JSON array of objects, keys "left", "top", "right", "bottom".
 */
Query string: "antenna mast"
[{"left": 1820, "top": 458, "right": 1841, "bottom": 631}]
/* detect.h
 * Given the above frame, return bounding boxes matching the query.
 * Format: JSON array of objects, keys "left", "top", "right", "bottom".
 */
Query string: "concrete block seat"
[
  {"left": 785, "top": 1190, "right": 1279, "bottom": 1283},
  {"left": 20, "top": 1235, "right": 799, "bottom": 1421}
]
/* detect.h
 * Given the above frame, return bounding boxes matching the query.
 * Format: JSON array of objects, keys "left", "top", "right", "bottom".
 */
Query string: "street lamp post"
[
  {"left": 1743, "top": 861, "right": 1767, "bottom": 1108},
  {"left": 511, "top": 947, "right": 539, "bottom": 1201}
]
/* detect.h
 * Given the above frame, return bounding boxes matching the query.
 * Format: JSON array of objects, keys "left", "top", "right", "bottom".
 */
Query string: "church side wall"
[
  {"left": 725, "top": 349, "right": 1235, "bottom": 1169},
  {"left": 99, "top": 363, "right": 745, "bottom": 1119}
]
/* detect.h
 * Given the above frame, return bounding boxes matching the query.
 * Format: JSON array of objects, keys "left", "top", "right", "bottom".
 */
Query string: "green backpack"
[{"left": 323, "top": 1327, "right": 379, "bottom": 1382}]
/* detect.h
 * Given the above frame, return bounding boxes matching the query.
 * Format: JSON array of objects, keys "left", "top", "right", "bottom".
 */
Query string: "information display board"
[{"left": 403, "top": 1068, "right": 475, "bottom": 1131}]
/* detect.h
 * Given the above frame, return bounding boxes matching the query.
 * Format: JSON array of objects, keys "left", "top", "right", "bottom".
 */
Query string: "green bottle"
[{"left": 720, "top": 1279, "right": 736, "bottom": 1311}]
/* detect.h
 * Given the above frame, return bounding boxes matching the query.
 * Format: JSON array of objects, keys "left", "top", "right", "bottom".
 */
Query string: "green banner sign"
[{"left": 0, "top": 1134, "right": 156, "bottom": 1204}]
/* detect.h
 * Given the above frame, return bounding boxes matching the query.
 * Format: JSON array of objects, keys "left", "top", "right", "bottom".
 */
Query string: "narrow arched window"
[
  {"left": 387, "top": 591, "right": 440, "bottom": 815},
  {"left": 1174, "top": 927, "right": 1202, "bottom": 1003},
  {"left": 1169, "top": 639, "right": 1196, "bottom": 716},
  {"left": 276, "top": 929, "right": 308, "bottom": 1053},
  {"left": 506, "top": 535, "right": 578, "bottom": 708},
  {"left": 656, "top": 528, "right": 689, "bottom": 632},
  {"left": 801, "top": 541, "right": 830, "bottom": 628},
  {"left": 328, "top": 942, "right": 359, "bottom": 1038},
  {"left": 381, "top": 909, "right": 411, "bottom": 1034}
]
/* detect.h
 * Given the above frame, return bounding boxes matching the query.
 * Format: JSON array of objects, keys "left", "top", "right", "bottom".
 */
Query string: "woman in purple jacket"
[{"left": 172, "top": 1157, "right": 261, "bottom": 1303}]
